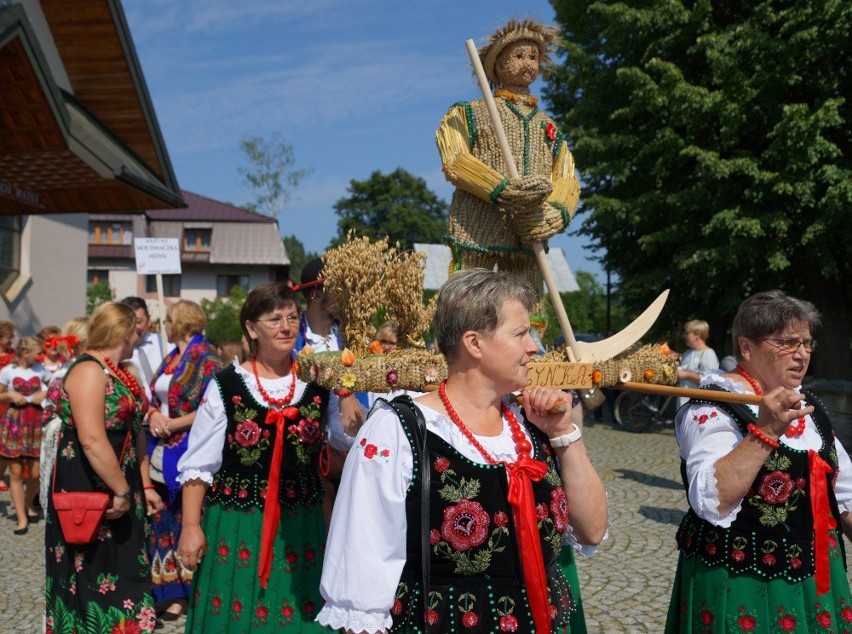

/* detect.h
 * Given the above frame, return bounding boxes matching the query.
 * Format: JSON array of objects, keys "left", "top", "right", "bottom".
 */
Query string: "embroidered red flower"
[
  {"left": 705, "top": 543, "right": 717, "bottom": 556},
  {"left": 701, "top": 610, "right": 713, "bottom": 625},
  {"left": 817, "top": 610, "right": 832, "bottom": 627},
  {"left": 758, "top": 470, "right": 794, "bottom": 504},
  {"left": 295, "top": 418, "right": 321, "bottom": 444},
  {"left": 218, "top": 544, "right": 230, "bottom": 557},
  {"left": 391, "top": 599, "right": 402, "bottom": 616},
  {"left": 304, "top": 548, "right": 316, "bottom": 562},
  {"left": 545, "top": 122, "right": 557, "bottom": 141},
  {"left": 212, "top": 596, "right": 223, "bottom": 609},
  {"left": 550, "top": 488, "right": 570, "bottom": 533},
  {"left": 256, "top": 605, "right": 269, "bottom": 619},
  {"left": 425, "top": 609, "right": 439, "bottom": 625},
  {"left": 737, "top": 614, "right": 756, "bottom": 631},
  {"left": 286, "top": 551, "right": 298, "bottom": 564},
  {"left": 500, "top": 614, "right": 519, "bottom": 631},
  {"left": 234, "top": 420, "right": 262, "bottom": 448},
  {"left": 790, "top": 557, "right": 801, "bottom": 569},
  {"left": 762, "top": 553, "right": 776, "bottom": 566},
  {"left": 433, "top": 457, "right": 450, "bottom": 473},
  {"left": 238, "top": 547, "right": 251, "bottom": 561},
  {"left": 303, "top": 601, "right": 315, "bottom": 614},
  {"left": 494, "top": 511, "right": 508, "bottom": 527},
  {"left": 313, "top": 395, "right": 322, "bottom": 404},
  {"left": 731, "top": 549, "right": 745, "bottom": 562},
  {"left": 430, "top": 529, "right": 440, "bottom": 545},
  {"left": 778, "top": 614, "right": 797, "bottom": 631},
  {"left": 109, "top": 621, "right": 142, "bottom": 634},
  {"left": 232, "top": 600, "right": 243, "bottom": 614},
  {"left": 364, "top": 444, "right": 378, "bottom": 459},
  {"left": 462, "top": 611, "right": 478, "bottom": 628},
  {"left": 841, "top": 606, "right": 852, "bottom": 622},
  {"left": 536, "top": 503, "right": 548, "bottom": 520},
  {"left": 441, "top": 499, "right": 490, "bottom": 551},
  {"left": 281, "top": 605, "right": 294, "bottom": 618}
]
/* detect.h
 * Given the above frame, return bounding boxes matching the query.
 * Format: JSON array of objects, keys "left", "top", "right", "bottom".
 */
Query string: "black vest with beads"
[
  {"left": 386, "top": 396, "right": 575, "bottom": 634},
  {"left": 206, "top": 366, "right": 328, "bottom": 510},
  {"left": 676, "top": 387, "right": 846, "bottom": 582}
]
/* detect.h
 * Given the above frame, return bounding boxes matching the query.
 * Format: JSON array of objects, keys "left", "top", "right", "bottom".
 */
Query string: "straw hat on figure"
[{"left": 437, "top": 18, "right": 581, "bottom": 322}]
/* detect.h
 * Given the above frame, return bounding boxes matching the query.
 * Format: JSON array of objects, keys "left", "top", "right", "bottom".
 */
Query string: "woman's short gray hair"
[
  {"left": 732, "top": 290, "right": 821, "bottom": 359},
  {"left": 433, "top": 268, "right": 537, "bottom": 363}
]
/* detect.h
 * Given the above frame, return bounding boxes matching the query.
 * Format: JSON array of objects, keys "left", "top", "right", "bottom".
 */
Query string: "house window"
[
  {"left": 0, "top": 216, "right": 21, "bottom": 291},
  {"left": 89, "top": 221, "right": 132, "bottom": 245},
  {"left": 145, "top": 275, "right": 182, "bottom": 296},
  {"left": 217, "top": 274, "right": 249, "bottom": 297},
  {"left": 87, "top": 270, "right": 110, "bottom": 286},
  {"left": 183, "top": 229, "right": 211, "bottom": 252}
]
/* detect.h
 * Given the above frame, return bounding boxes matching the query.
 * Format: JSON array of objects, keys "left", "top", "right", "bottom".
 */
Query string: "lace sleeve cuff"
[
  {"left": 316, "top": 604, "right": 392, "bottom": 633},
  {"left": 178, "top": 469, "right": 214, "bottom": 487}
]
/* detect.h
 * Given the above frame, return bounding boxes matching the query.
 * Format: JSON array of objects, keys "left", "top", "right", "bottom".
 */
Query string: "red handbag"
[{"left": 52, "top": 428, "right": 132, "bottom": 545}]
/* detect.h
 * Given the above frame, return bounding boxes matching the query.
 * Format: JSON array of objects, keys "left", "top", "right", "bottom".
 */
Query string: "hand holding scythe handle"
[{"left": 464, "top": 39, "right": 583, "bottom": 362}]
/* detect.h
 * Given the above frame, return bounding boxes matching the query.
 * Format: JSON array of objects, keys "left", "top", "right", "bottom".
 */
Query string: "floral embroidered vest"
[
  {"left": 388, "top": 398, "right": 575, "bottom": 633},
  {"left": 676, "top": 387, "right": 845, "bottom": 582},
  {"left": 207, "top": 366, "right": 328, "bottom": 511}
]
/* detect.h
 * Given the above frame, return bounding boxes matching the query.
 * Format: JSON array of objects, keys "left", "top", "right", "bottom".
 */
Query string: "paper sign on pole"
[
  {"left": 133, "top": 238, "right": 182, "bottom": 275},
  {"left": 134, "top": 238, "right": 181, "bottom": 356}
]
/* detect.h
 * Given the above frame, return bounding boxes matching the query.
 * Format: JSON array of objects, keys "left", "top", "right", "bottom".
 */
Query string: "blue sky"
[{"left": 123, "top": 0, "right": 605, "bottom": 281}]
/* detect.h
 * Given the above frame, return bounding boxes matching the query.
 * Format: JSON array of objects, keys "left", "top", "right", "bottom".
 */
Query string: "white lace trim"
[
  {"left": 316, "top": 604, "right": 392, "bottom": 632},
  {"left": 178, "top": 469, "right": 214, "bottom": 487}
]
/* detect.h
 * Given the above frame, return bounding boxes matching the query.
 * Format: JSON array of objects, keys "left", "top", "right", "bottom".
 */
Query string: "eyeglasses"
[
  {"left": 756, "top": 337, "right": 817, "bottom": 353},
  {"left": 255, "top": 315, "right": 299, "bottom": 329}
]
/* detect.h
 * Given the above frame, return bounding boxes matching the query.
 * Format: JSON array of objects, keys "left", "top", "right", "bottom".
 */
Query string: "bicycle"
[{"left": 613, "top": 390, "right": 678, "bottom": 433}]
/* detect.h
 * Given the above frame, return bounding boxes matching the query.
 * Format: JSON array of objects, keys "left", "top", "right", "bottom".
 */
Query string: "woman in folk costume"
[
  {"left": 144, "top": 300, "right": 223, "bottom": 622},
  {"left": 436, "top": 18, "right": 581, "bottom": 321},
  {"left": 666, "top": 290, "right": 852, "bottom": 632},
  {"left": 317, "top": 269, "right": 608, "bottom": 633},
  {"left": 177, "top": 282, "right": 331, "bottom": 633}
]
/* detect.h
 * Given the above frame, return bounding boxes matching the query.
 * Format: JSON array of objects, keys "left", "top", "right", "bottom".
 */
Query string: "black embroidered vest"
[
  {"left": 676, "top": 387, "right": 846, "bottom": 582},
  {"left": 387, "top": 397, "right": 575, "bottom": 633},
  {"left": 207, "top": 366, "right": 328, "bottom": 510}
]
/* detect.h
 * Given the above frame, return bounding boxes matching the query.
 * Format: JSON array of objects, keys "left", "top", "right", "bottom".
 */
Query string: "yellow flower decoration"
[{"left": 341, "top": 372, "right": 357, "bottom": 389}]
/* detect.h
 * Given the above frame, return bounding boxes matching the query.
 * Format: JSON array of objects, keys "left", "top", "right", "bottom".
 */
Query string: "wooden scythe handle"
[{"left": 464, "top": 39, "right": 582, "bottom": 362}]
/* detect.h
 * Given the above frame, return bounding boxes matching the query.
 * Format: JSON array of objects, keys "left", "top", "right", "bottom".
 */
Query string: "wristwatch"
[{"left": 549, "top": 424, "right": 582, "bottom": 448}]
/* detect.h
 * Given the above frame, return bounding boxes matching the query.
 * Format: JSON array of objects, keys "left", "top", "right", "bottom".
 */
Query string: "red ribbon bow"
[
  {"left": 808, "top": 449, "right": 837, "bottom": 595},
  {"left": 257, "top": 405, "right": 301, "bottom": 588},
  {"left": 43, "top": 335, "right": 79, "bottom": 350},
  {"left": 507, "top": 455, "right": 551, "bottom": 634}
]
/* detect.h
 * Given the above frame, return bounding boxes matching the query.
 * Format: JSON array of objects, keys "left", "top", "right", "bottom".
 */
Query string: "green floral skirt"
[
  {"left": 559, "top": 547, "right": 587, "bottom": 634},
  {"left": 185, "top": 502, "right": 327, "bottom": 633},
  {"left": 665, "top": 529, "right": 852, "bottom": 633}
]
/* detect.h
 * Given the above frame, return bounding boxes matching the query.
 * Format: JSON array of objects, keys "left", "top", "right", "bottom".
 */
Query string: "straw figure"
[{"left": 436, "top": 18, "right": 581, "bottom": 320}]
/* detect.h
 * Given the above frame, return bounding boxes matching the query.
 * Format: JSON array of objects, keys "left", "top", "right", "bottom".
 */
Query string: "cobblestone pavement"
[{"left": 3, "top": 415, "right": 851, "bottom": 633}]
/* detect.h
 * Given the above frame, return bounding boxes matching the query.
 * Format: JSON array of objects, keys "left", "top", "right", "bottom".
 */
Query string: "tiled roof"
[{"left": 145, "top": 191, "right": 275, "bottom": 223}]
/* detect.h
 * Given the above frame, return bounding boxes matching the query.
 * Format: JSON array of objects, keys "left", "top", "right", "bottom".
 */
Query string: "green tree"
[
  {"left": 543, "top": 271, "right": 629, "bottom": 347},
  {"left": 86, "top": 281, "right": 113, "bottom": 315},
  {"left": 282, "top": 235, "right": 319, "bottom": 285},
  {"left": 332, "top": 168, "right": 449, "bottom": 250},
  {"left": 201, "top": 286, "right": 247, "bottom": 347},
  {"left": 238, "top": 133, "right": 312, "bottom": 219},
  {"left": 545, "top": 0, "right": 852, "bottom": 375}
]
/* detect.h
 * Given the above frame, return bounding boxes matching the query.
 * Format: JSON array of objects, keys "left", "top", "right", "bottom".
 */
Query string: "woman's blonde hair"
[
  {"left": 167, "top": 300, "right": 206, "bottom": 341},
  {"left": 0, "top": 320, "right": 14, "bottom": 340},
  {"left": 87, "top": 302, "right": 136, "bottom": 351}
]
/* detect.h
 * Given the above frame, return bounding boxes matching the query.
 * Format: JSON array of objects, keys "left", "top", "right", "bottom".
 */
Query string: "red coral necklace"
[
  {"left": 251, "top": 356, "right": 296, "bottom": 407},
  {"left": 102, "top": 355, "right": 143, "bottom": 400},
  {"left": 735, "top": 364, "right": 806, "bottom": 437},
  {"left": 438, "top": 380, "right": 531, "bottom": 463}
]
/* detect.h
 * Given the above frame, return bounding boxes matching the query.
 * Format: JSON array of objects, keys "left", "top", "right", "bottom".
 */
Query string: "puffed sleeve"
[
  {"left": 675, "top": 401, "right": 745, "bottom": 527},
  {"left": 832, "top": 437, "right": 852, "bottom": 514},
  {"left": 177, "top": 379, "right": 227, "bottom": 486},
  {"left": 316, "top": 402, "right": 414, "bottom": 633}
]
